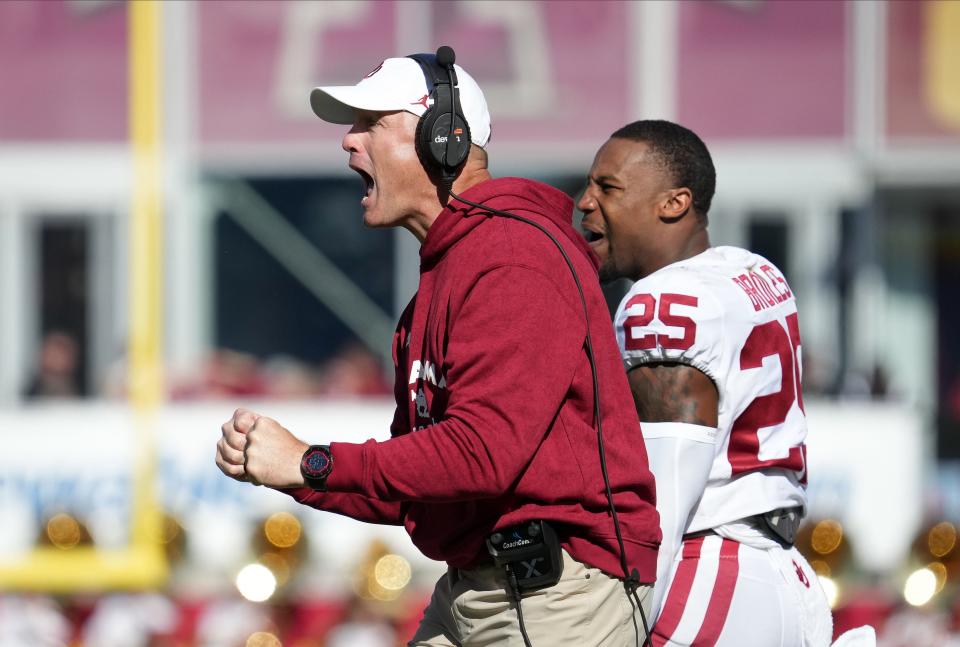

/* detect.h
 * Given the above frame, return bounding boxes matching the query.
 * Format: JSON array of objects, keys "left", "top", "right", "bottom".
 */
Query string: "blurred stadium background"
[{"left": 1, "top": 0, "right": 959, "bottom": 645}]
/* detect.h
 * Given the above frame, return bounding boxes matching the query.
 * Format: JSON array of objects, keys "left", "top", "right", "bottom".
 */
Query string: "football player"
[{"left": 579, "top": 120, "right": 833, "bottom": 646}]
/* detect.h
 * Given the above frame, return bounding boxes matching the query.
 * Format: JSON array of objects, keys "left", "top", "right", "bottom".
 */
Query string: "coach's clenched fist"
[
  {"left": 241, "top": 414, "right": 309, "bottom": 489},
  {"left": 216, "top": 408, "right": 308, "bottom": 488},
  {"left": 216, "top": 407, "right": 259, "bottom": 482}
]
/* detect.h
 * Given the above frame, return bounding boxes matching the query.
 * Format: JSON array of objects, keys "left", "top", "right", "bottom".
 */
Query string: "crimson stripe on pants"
[
  {"left": 691, "top": 538, "right": 741, "bottom": 645},
  {"left": 651, "top": 537, "right": 705, "bottom": 647}
]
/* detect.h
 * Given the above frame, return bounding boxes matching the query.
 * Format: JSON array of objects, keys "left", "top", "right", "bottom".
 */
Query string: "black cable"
[
  {"left": 506, "top": 566, "right": 534, "bottom": 647},
  {"left": 632, "top": 588, "right": 652, "bottom": 647},
  {"left": 448, "top": 190, "right": 652, "bottom": 647}
]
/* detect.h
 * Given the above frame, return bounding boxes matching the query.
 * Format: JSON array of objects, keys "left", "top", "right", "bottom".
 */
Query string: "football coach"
[{"left": 216, "top": 46, "right": 660, "bottom": 647}]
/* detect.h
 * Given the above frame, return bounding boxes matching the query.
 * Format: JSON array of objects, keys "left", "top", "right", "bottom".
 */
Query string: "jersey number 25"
[{"left": 623, "top": 294, "right": 806, "bottom": 478}]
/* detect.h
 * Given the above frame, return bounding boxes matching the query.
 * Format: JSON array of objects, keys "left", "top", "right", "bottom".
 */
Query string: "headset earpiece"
[
  {"left": 417, "top": 94, "right": 470, "bottom": 182},
  {"left": 408, "top": 49, "right": 472, "bottom": 184}
]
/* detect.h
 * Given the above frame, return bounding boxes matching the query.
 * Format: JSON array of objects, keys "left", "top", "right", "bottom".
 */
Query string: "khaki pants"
[{"left": 409, "top": 549, "right": 652, "bottom": 646}]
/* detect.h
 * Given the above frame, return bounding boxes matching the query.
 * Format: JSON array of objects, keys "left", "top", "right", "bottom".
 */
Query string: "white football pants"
[{"left": 650, "top": 534, "right": 833, "bottom": 646}]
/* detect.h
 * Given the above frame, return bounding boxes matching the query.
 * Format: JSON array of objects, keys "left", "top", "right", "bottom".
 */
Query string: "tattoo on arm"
[{"left": 627, "top": 362, "right": 719, "bottom": 427}]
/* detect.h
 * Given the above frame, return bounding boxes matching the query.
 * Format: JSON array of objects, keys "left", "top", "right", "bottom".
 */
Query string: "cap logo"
[
  {"left": 364, "top": 62, "right": 384, "bottom": 78},
  {"left": 410, "top": 94, "right": 430, "bottom": 109}
]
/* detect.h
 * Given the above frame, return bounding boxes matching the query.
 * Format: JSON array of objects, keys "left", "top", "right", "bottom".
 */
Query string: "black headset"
[
  {"left": 407, "top": 47, "right": 472, "bottom": 186},
  {"left": 410, "top": 46, "right": 651, "bottom": 647}
]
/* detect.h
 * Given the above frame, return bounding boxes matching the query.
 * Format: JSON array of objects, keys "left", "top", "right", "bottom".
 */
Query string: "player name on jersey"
[{"left": 731, "top": 264, "right": 793, "bottom": 312}]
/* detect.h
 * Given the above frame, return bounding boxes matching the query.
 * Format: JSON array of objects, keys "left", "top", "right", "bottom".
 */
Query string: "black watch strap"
[{"left": 300, "top": 445, "right": 333, "bottom": 491}]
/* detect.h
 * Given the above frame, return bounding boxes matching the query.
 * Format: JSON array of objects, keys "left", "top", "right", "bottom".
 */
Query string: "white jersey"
[{"left": 615, "top": 246, "right": 807, "bottom": 533}]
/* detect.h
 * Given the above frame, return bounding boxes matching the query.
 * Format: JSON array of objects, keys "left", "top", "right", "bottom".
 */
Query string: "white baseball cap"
[{"left": 310, "top": 56, "right": 492, "bottom": 148}]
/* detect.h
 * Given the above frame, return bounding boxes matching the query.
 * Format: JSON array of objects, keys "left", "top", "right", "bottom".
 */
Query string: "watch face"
[{"left": 302, "top": 447, "right": 331, "bottom": 478}]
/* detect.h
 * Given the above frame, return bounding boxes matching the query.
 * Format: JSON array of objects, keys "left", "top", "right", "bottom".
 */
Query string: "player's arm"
[
  {"left": 628, "top": 362, "right": 718, "bottom": 426},
  {"left": 630, "top": 362, "right": 718, "bottom": 620}
]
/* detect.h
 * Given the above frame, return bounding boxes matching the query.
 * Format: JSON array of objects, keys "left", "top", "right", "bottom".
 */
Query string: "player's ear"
[{"left": 660, "top": 187, "right": 693, "bottom": 221}]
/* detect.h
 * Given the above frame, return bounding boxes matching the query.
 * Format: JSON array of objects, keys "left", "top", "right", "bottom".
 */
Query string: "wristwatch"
[{"left": 300, "top": 445, "right": 333, "bottom": 491}]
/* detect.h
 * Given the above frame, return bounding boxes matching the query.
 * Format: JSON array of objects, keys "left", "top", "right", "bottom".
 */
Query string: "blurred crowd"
[
  {"left": 24, "top": 331, "right": 85, "bottom": 399},
  {"left": 0, "top": 590, "right": 423, "bottom": 647},
  {"left": 163, "top": 346, "right": 391, "bottom": 401},
  {"left": 25, "top": 330, "right": 900, "bottom": 404},
  {"left": 24, "top": 331, "right": 391, "bottom": 402}
]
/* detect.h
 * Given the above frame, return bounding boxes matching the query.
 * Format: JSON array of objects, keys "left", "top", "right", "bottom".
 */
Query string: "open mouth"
[
  {"left": 583, "top": 229, "right": 605, "bottom": 244},
  {"left": 350, "top": 164, "right": 375, "bottom": 202},
  {"left": 359, "top": 169, "right": 374, "bottom": 197}
]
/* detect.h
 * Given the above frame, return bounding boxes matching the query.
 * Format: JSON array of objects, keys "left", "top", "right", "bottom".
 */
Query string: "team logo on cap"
[{"left": 410, "top": 94, "right": 430, "bottom": 109}]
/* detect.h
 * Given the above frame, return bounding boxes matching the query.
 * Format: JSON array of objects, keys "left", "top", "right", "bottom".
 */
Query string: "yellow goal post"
[{"left": 0, "top": 0, "right": 168, "bottom": 591}]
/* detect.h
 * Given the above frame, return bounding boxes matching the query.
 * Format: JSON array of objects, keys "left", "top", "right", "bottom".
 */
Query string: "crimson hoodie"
[{"left": 286, "top": 177, "right": 660, "bottom": 580}]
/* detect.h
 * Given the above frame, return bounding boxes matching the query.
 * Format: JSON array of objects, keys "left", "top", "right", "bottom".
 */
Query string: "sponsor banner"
[
  {"left": 676, "top": 1, "right": 847, "bottom": 140},
  {"left": 0, "top": 399, "right": 925, "bottom": 573}
]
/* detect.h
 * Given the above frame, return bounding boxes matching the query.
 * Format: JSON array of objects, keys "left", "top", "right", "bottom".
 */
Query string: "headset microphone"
[{"left": 435, "top": 45, "right": 455, "bottom": 68}]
